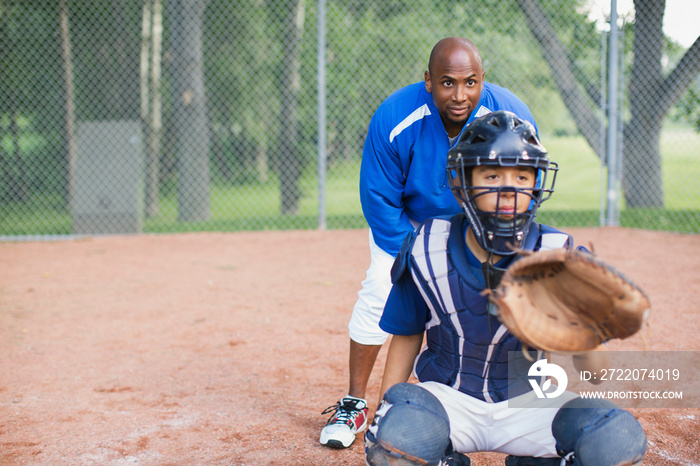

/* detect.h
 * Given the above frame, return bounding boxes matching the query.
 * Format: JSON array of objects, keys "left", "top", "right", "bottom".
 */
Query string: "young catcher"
[{"left": 364, "top": 111, "right": 648, "bottom": 466}]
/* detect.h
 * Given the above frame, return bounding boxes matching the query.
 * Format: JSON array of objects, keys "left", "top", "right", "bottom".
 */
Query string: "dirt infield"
[{"left": 1, "top": 227, "right": 698, "bottom": 465}]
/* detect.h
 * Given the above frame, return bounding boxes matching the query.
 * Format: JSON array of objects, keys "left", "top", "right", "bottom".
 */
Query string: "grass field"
[{"left": 1, "top": 129, "right": 699, "bottom": 237}]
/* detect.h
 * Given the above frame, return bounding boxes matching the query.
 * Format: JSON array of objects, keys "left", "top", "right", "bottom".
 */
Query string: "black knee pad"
[
  {"left": 365, "top": 384, "right": 450, "bottom": 466},
  {"left": 552, "top": 398, "right": 646, "bottom": 465}
]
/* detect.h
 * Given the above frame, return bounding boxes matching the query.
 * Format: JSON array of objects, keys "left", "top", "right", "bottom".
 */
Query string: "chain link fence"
[{"left": 1, "top": 0, "right": 698, "bottom": 238}]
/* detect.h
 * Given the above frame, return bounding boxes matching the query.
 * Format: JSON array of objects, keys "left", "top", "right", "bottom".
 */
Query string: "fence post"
[
  {"left": 317, "top": 0, "right": 327, "bottom": 230},
  {"left": 605, "top": 0, "right": 620, "bottom": 226}
]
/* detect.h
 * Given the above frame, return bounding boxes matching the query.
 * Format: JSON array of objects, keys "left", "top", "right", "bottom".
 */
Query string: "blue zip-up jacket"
[{"left": 359, "top": 81, "right": 537, "bottom": 256}]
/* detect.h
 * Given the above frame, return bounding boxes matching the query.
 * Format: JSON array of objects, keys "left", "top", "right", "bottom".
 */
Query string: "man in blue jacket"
[{"left": 320, "top": 36, "right": 539, "bottom": 449}]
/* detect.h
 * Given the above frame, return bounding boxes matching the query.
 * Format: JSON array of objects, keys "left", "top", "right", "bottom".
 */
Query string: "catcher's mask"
[{"left": 447, "top": 110, "right": 557, "bottom": 256}]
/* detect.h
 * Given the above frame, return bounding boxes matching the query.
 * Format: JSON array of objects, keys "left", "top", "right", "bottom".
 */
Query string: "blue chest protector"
[{"left": 394, "top": 213, "right": 573, "bottom": 402}]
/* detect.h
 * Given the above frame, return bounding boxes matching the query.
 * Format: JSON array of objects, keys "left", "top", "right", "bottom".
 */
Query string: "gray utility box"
[{"left": 73, "top": 120, "right": 144, "bottom": 234}]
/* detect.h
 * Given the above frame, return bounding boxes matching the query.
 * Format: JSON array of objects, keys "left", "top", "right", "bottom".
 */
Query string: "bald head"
[
  {"left": 424, "top": 37, "right": 485, "bottom": 138},
  {"left": 428, "top": 37, "right": 482, "bottom": 75}
]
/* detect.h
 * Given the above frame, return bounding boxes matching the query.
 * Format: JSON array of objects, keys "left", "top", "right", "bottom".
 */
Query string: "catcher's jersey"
[
  {"left": 380, "top": 214, "right": 572, "bottom": 402},
  {"left": 359, "top": 81, "right": 537, "bottom": 256}
]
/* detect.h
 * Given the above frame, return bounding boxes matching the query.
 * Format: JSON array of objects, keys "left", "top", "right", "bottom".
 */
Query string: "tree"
[
  {"left": 0, "top": 0, "right": 28, "bottom": 202},
  {"left": 59, "top": 0, "right": 76, "bottom": 209},
  {"left": 140, "top": 0, "right": 163, "bottom": 218},
  {"left": 166, "top": 0, "right": 210, "bottom": 222},
  {"left": 267, "top": 0, "right": 306, "bottom": 215},
  {"left": 517, "top": 0, "right": 700, "bottom": 208},
  {"left": 624, "top": 0, "right": 699, "bottom": 207}
]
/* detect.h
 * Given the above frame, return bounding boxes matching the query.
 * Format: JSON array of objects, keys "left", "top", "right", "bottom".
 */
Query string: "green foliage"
[
  {"left": 70, "top": 1, "right": 142, "bottom": 121},
  {"left": 671, "top": 84, "right": 700, "bottom": 132},
  {"left": 1, "top": 0, "right": 697, "bottom": 236},
  {"left": 203, "top": 0, "right": 280, "bottom": 156},
  {"left": 2, "top": 131, "right": 698, "bottom": 236}
]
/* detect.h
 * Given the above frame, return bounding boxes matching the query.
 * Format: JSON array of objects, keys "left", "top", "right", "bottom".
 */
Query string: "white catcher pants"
[{"left": 419, "top": 381, "right": 579, "bottom": 458}]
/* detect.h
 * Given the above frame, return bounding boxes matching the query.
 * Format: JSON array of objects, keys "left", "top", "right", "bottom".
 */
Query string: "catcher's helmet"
[{"left": 446, "top": 110, "right": 557, "bottom": 255}]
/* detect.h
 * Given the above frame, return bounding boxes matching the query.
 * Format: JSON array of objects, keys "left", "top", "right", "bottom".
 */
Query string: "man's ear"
[{"left": 424, "top": 70, "right": 432, "bottom": 93}]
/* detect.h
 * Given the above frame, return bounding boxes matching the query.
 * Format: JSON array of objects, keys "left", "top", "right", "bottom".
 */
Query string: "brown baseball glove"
[{"left": 487, "top": 248, "right": 650, "bottom": 352}]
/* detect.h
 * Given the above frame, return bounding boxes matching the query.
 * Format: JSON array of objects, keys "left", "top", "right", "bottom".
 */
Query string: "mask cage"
[{"left": 447, "top": 159, "right": 558, "bottom": 256}]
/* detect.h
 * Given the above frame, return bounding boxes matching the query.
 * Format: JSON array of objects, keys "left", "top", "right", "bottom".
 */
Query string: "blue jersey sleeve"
[
  {"left": 379, "top": 268, "right": 430, "bottom": 336},
  {"left": 359, "top": 107, "right": 417, "bottom": 257}
]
